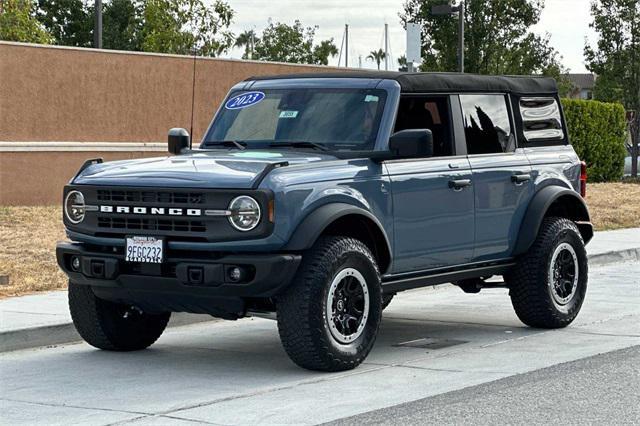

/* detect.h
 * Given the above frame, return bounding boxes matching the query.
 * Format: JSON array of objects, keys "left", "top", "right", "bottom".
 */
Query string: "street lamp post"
[
  {"left": 431, "top": 1, "right": 465, "bottom": 73},
  {"left": 94, "top": 0, "right": 102, "bottom": 48}
]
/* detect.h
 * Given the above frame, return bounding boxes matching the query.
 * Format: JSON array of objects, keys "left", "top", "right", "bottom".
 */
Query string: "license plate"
[{"left": 125, "top": 236, "right": 164, "bottom": 263}]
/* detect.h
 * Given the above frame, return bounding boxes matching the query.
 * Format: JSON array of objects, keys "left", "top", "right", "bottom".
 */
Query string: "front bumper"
[{"left": 56, "top": 241, "right": 301, "bottom": 318}]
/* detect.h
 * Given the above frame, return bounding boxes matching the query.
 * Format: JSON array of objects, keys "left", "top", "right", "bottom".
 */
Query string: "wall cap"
[{"left": 0, "top": 141, "right": 202, "bottom": 152}]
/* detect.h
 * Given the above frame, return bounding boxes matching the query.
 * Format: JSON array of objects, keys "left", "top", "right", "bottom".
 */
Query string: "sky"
[{"left": 225, "top": 0, "right": 597, "bottom": 73}]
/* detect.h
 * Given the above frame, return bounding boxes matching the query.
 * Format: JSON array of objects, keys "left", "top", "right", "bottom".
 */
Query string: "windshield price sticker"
[
  {"left": 225, "top": 91, "right": 265, "bottom": 110},
  {"left": 279, "top": 110, "right": 299, "bottom": 119}
]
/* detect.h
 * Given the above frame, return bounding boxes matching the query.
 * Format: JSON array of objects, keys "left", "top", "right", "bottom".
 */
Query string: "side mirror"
[
  {"left": 168, "top": 128, "right": 190, "bottom": 155},
  {"left": 388, "top": 129, "right": 433, "bottom": 159}
]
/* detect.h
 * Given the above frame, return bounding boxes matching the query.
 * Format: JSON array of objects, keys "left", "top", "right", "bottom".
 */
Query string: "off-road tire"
[
  {"left": 68, "top": 282, "right": 170, "bottom": 351},
  {"left": 277, "top": 236, "right": 382, "bottom": 371},
  {"left": 506, "top": 217, "right": 588, "bottom": 328}
]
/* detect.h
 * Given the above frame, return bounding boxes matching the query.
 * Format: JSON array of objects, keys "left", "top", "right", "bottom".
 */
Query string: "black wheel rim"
[
  {"left": 326, "top": 268, "right": 370, "bottom": 344},
  {"left": 549, "top": 242, "right": 579, "bottom": 306}
]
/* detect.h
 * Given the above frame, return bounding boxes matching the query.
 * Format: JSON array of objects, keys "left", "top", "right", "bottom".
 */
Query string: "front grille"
[
  {"left": 96, "top": 190, "right": 204, "bottom": 205},
  {"left": 97, "top": 217, "right": 206, "bottom": 233}
]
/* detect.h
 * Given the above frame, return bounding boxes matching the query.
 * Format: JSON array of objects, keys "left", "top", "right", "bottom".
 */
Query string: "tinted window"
[
  {"left": 394, "top": 96, "right": 453, "bottom": 157},
  {"left": 204, "top": 89, "right": 387, "bottom": 151},
  {"left": 519, "top": 97, "right": 564, "bottom": 142},
  {"left": 460, "top": 95, "right": 514, "bottom": 154}
]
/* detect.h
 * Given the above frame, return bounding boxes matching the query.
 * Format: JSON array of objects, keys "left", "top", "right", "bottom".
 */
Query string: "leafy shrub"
[{"left": 561, "top": 99, "right": 627, "bottom": 182}]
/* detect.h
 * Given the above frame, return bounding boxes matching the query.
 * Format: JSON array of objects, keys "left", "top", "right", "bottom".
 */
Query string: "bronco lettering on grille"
[{"left": 99, "top": 206, "right": 202, "bottom": 216}]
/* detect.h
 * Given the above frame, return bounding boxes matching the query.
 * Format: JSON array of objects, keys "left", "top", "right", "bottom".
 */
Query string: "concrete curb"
[
  {"left": 587, "top": 248, "right": 640, "bottom": 266},
  {"left": 1, "top": 249, "right": 637, "bottom": 353},
  {"left": 0, "top": 313, "right": 215, "bottom": 353}
]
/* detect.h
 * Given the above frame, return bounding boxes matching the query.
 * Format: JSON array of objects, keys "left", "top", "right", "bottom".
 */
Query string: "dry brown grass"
[
  {"left": 586, "top": 182, "right": 640, "bottom": 231},
  {"left": 0, "top": 181, "right": 638, "bottom": 297},
  {"left": 0, "top": 206, "right": 67, "bottom": 297}
]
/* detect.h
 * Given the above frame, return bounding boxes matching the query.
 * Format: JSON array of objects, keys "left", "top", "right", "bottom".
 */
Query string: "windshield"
[{"left": 203, "top": 88, "right": 388, "bottom": 151}]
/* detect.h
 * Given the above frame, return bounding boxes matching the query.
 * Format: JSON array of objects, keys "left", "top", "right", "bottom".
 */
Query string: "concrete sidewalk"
[{"left": 1, "top": 228, "right": 638, "bottom": 352}]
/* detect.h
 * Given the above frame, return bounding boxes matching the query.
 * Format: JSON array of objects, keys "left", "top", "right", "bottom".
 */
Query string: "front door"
[
  {"left": 458, "top": 94, "right": 534, "bottom": 261},
  {"left": 386, "top": 95, "right": 475, "bottom": 273}
]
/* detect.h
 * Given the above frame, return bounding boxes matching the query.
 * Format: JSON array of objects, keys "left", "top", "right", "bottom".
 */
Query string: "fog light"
[
  {"left": 71, "top": 256, "right": 81, "bottom": 271},
  {"left": 228, "top": 266, "right": 244, "bottom": 283}
]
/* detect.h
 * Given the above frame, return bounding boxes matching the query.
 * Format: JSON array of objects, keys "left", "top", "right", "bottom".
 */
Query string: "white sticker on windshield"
[
  {"left": 279, "top": 110, "right": 299, "bottom": 119},
  {"left": 364, "top": 95, "right": 379, "bottom": 102}
]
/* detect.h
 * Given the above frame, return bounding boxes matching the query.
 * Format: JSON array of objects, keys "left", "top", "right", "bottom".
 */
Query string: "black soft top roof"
[{"left": 246, "top": 71, "right": 557, "bottom": 95}]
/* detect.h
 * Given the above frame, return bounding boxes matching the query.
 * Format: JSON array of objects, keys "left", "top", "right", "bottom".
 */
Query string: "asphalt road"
[
  {"left": 1, "top": 262, "right": 638, "bottom": 425},
  {"left": 330, "top": 346, "right": 640, "bottom": 425}
]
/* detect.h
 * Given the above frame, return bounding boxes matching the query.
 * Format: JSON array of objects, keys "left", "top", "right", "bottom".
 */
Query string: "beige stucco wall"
[
  {"left": 0, "top": 42, "right": 350, "bottom": 205},
  {"left": 0, "top": 41, "right": 346, "bottom": 143}
]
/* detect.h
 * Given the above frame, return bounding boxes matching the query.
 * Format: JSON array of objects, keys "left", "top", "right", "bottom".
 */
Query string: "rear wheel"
[
  {"left": 506, "top": 217, "right": 588, "bottom": 328},
  {"left": 277, "top": 236, "right": 382, "bottom": 371},
  {"left": 68, "top": 282, "right": 170, "bottom": 351}
]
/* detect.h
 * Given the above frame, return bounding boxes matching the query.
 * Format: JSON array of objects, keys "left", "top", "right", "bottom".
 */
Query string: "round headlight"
[
  {"left": 228, "top": 196, "right": 261, "bottom": 231},
  {"left": 64, "top": 190, "right": 86, "bottom": 224}
]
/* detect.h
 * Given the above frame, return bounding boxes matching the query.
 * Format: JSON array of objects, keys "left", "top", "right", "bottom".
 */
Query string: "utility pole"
[
  {"left": 431, "top": 1, "right": 465, "bottom": 73},
  {"left": 345, "top": 24, "right": 349, "bottom": 68},
  {"left": 358, "top": 55, "right": 362, "bottom": 68},
  {"left": 250, "top": 30, "right": 255, "bottom": 59},
  {"left": 94, "top": 0, "right": 102, "bottom": 48},
  {"left": 384, "top": 23, "right": 389, "bottom": 71},
  {"left": 457, "top": 2, "right": 465, "bottom": 73}
]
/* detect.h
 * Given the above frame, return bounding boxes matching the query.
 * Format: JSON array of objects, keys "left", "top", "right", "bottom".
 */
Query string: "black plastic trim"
[
  {"left": 56, "top": 241, "right": 302, "bottom": 300},
  {"left": 283, "top": 202, "right": 392, "bottom": 257},
  {"left": 513, "top": 186, "right": 592, "bottom": 256},
  {"left": 382, "top": 261, "right": 516, "bottom": 293}
]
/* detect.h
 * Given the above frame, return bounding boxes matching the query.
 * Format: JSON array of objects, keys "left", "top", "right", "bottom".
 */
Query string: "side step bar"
[{"left": 382, "top": 263, "right": 516, "bottom": 293}]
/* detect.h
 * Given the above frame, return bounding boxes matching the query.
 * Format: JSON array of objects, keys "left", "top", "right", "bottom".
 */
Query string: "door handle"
[
  {"left": 449, "top": 179, "right": 472, "bottom": 190},
  {"left": 511, "top": 174, "right": 531, "bottom": 184}
]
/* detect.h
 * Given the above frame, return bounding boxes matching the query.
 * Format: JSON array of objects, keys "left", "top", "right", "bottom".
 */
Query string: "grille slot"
[
  {"left": 97, "top": 217, "right": 206, "bottom": 233},
  {"left": 97, "top": 190, "right": 204, "bottom": 205}
]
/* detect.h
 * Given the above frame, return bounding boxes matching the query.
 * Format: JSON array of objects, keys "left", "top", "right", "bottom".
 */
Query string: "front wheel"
[
  {"left": 69, "top": 282, "right": 170, "bottom": 351},
  {"left": 506, "top": 217, "right": 588, "bottom": 328},
  {"left": 277, "top": 236, "right": 382, "bottom": 371}
]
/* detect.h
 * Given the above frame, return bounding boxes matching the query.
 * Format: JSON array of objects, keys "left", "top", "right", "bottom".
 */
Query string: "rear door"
[
  {"left": 458, "top": 94, "right": 534, "bottom": 261},
  {"left": 386, "top": 95, "right": 474, "bottom": 273}
]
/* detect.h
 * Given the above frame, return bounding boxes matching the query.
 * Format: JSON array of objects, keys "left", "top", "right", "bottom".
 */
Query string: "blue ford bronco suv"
[{"left": 57, "top": 72, "right": 592, "bottom": 371}]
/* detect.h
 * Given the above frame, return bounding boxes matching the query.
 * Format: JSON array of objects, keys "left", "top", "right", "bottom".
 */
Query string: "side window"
[
  {"left": 460, "top": 94, "right": 514, "bottom": 155},
  {"left": 394, "top": 96, "right": 454, "bottom": 157},
  {"left": 519, "top": 97, "right": 564, "bottom": 142}
]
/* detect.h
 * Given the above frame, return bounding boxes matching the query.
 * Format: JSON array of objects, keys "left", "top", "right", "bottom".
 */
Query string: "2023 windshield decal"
[{"left": 225, "top": 91, "right": 265, "bottom": 110}]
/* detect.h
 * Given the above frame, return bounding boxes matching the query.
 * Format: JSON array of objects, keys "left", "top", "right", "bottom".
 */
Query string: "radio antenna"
[{"left": 189, "top": 45, "right": 197, "bottom": 150}]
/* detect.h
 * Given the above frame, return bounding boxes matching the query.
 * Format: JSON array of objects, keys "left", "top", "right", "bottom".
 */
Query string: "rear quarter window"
[{"left": 518, "top": 97, "right": 565, "bottom": 143}]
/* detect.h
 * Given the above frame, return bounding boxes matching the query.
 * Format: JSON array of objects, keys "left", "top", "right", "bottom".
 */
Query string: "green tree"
[
  {"left": 0, "top": 0, "right": 53, "bottom": 43},
  {"left": 253, "top": 20, "right": 338, "bottom": 65},
  {"left": 235, "top": 29, "right": 256, "bottom": 59},
  {"left": 141, "top": 0, "right": 234, "bottom": 56},
  {"left": 397, "top": 54, "right": 408, "bottom": 71},
  {"left": 312, "top": 39, "right": 338, "bottom": 65},
  {"left": 400, "top": 0, "right": 566, "bottom": 75},
  {"left": 584, "top": 0, "right": 639, "bottom": 176},
  {"left": 35, "top": 0, "right": 92, "bottom": 46},
  {"left": 367, "top": 48, "right": 386, "bottom": 70},
  {"left": 102, "top": 0, "right": 143, "bottom": 50}
]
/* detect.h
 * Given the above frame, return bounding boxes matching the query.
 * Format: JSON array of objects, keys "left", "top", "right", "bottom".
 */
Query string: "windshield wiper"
[
  {"left": 268, "top": 141, "right": 330, "bottom": 151},
  {"left": 205, "top": 140, "right": 246, "bottom": 150}
]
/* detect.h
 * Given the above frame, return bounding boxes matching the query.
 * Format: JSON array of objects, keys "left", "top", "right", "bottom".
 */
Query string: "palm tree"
[
  {"left": 235, "top": 30, "right": 256, "bottom": 59},
  {"left": 367, "top": 49, "right": 386, "bottom": 70}
]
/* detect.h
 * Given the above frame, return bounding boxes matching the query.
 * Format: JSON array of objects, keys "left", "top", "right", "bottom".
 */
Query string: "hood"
[{"left": 73, "top": 150, "right": 334, "bottom": 188}]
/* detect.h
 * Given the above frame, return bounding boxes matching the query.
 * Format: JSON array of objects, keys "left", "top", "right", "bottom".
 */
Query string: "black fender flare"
[
  {"left": 513, "top": 186, "right": 593, "bottom": 256},
  {"left": 284, "top": 202, "right": 392, "bottom": 265}
]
